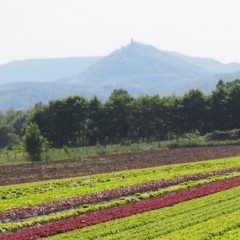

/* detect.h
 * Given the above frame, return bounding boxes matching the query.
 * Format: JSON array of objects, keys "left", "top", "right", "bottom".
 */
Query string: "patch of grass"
[{"left": 1, "top": 138, "right": 240, "bottom": 166}]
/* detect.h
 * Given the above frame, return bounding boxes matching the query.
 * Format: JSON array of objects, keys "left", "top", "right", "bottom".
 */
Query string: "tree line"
[{"left": 1, "top": 79, "right": 240, "bottom": 149}]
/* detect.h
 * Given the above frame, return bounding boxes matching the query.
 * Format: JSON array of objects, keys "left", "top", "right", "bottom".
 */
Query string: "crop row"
[
  {"left": 212, "top": 227, "right": 240, "bottom": 239},
  {"left": 3, "top": 155, "right": 240, "bottom": 217},
  {"left": 47, "top": 185, "right": 240, "bottom": 240},
  {"left": 1, "top": 172, "right": 238, "bottom": 234},
  {"left": 1, "top": 156, "right": 240, "bottom": 212},
  {"left": 2, "top": 176, "right": 240, "bottom": 240},
  {"left": 1, "top": 166, "right": 240, "bottom": 221},
  {"left": 158, "top": 210, "right": 240, "bottom": 240}
]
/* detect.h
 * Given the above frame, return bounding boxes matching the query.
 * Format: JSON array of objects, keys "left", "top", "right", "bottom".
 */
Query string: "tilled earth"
[{"left": 1, "top": 145, "right": 240, "bottom": 186}]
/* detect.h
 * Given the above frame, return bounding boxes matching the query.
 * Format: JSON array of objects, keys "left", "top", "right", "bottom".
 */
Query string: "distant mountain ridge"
[
  {"left": 1, "top": 41, "right": 240, "bottom": 111},
  {"left": 78, "top": 41, "right": 210, "bottom": 81},
  {"left": 64, "top": 41, "right": 240, "bottom": 97},
  {"left": 0, "top": 57, "right": 101, "bottom": 85},
  {"left": 0, "top": 82, "right": 98, "bottom": 111},
  {"left": 167, "top": 51, "right": 240, "bottom": 75}
]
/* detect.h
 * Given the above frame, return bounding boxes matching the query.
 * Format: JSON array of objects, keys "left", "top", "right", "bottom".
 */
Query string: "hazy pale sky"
[{"left": 1, "top": 0, "right": 240, "bottom": 64}]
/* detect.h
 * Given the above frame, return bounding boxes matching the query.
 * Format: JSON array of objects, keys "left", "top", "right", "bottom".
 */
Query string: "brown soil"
[{"left": 1, "top": 145, "right": 240, "bottom": 186}]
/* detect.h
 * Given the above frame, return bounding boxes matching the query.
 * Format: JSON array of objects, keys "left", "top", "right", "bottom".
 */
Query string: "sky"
[{"left": 1, "top": 0, "right": 240, "bottom": 64}]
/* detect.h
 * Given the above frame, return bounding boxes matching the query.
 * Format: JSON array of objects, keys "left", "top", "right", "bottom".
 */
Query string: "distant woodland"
[{"left": 1, "top": 79, "right": 240, "bottom": 149}]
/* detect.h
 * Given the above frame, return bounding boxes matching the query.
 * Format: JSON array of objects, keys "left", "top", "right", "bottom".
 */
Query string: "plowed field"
[{"left": 1, "top": 145, "right": 240, "bottom": 186}]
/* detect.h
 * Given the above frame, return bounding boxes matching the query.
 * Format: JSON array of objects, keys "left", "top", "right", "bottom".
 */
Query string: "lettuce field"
[{"left": 1, "top": 145, "right": 240, "bottom": 239}]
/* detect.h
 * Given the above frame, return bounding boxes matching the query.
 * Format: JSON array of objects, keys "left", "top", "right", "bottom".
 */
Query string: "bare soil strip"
[{"left": 1, "top": 145, "right": 240, "bottom": 186}]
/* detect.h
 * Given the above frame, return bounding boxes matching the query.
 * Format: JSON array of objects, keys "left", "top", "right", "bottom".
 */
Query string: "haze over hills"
[
  {"left": 65, "top": 41, "right": 210, "bottom": 96},
  {"left": 1, "top": 41, "right": 240, "bottom": 111},
  {"left": 65, "top": 41, "right": 240, "bottom": 97},
  {"left": 167, "top": 51, "right": 240, "bottom": 75},
  {"left": 0, "top": 82, "right": 98, "bottom": 111},
  {"left": 181, "top": 71, "right": 240, "bottom": 95},
  {"left": 0, "top": 57, "right": 101, "bottom": 85}
]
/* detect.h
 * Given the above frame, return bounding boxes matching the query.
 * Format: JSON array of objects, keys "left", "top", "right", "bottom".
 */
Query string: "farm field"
[
  {"left": 46, "top": 185, "right": 240, "bottom": 240},
  {"left": 1, "top": 145, "right": 240, "bottom": 186},
  {"left": 1, "top": 145, "right": 240, "bottom": 239}
]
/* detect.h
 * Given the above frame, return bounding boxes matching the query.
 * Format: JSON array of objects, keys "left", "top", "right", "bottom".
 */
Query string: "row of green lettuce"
[
  {"left": 1, "top": 156, "right": 240, "bottom": 211},
  {"left": 46, "top": 184, "right": 240, "bottom": 240},
  {"left": 1, "top": 171, "right": 239, "bottom": 234}
]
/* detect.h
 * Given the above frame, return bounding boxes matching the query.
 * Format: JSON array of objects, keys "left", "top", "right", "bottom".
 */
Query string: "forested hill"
[
  {"left": 1, "top": 41, "right": 240, "bottom": 111},
  {"left": 64, "top": 41, "right": 238, "bottom": 97},
  {"left": 67, "top": 41, "right": 211, "bottom": 85}
]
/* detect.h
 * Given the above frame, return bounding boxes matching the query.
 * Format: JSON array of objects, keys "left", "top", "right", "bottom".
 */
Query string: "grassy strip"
[
  {"left": 1, "top": 156, "right": 240, "bottom": 211},
  {"left": 45, "top": 185, "right": 240, "bottom": 240},
  {"left": 1, "top": 172, "right": 239, "bottom": 234},
  {"left": 0, "top": 142, "right": 164, "bottom": 166},
  {"left": 1, "top": 139, "right": 239, "bottom": 166}
]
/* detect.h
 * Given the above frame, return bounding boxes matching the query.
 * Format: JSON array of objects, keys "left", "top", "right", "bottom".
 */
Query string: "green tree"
[
  {"left": 0, "top": 124, "right": 20, "bottom": 149},
  {"left": 129, "top": 95, "right": 155, "bottom": 142},
  {"left": 23, "top": 123, "right": 48, "bottom": 162},
  {"left": 103, "top": 89, "right": 133, "bottom": 144},
  {"left": 85, "top": 96, "right": 103, "bottom": 145},
  {"left": 0, "top": 109, "right": 29, "bottom": 136},
  {"left": 216, "top": 79, "right": 225, "bottom": 88},
  {"left": 209, "top": 86, "right": 228, "bottom": 131},
  {"left": 32, "top": 96, "right": 88, "bottom": 147},
  {"left": 180, "top": 89, "right": 207, "bottom": 134},
  {"left": 225, "top": 82, "right": 240, "bottom": 129}
]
